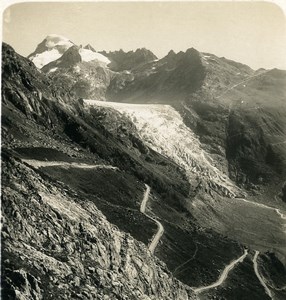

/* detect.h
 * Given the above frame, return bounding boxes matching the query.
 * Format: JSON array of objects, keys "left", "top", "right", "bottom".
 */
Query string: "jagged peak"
[
  {"left": 105, "top": 47, "right": 157, "bottom": 58},
  {"left": 135, "top": 47, "right": 153, "bottom": 53},
  {"left": 28, "top": 34, "right": 75, "bottom": 69},
  {"left": 60, "top": 44, "right": 81, "bottom": 59},
  {"left": 163, "top": 48, "right": 200, "bottom": 62},
  {"left": 185, "top": 47, "right": 200, "bottom": 55},
  {"left": 167, "top": 50, "right": 176, "bottom": 56},
  {"left": 30, "top": 34, "right": 74, "bottom": 55},
  {"left": 84, "top": 44, "right": 96, "bottom": 52},
  {"left": 41, "top": 45, "right": 82, "bottom": 72}
]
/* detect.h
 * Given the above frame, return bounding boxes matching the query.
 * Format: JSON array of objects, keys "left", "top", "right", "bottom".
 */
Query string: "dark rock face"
[
  {"left": 107, "top": 48, "right": 206, "bottom": 103},
  {"left": 84, "top": 44, "right": 96, "bottom": 52},
  {"left": 101, "top": 48, "right": 158, "bottom": 71},
  {"left": 2, "top": 43, "right": 58, "bottom": 118},
  {"left": 181, "top": 98, "right": 286, "bottom": 190},
  {"left": 42, "top": 45, "right": 82, "bottom": 72},
  {"left": 43, "top": 59, "right": 112, "bottom": 100},
  {"left": 281, "top": 183, "right": 286, "bottom": 202}
]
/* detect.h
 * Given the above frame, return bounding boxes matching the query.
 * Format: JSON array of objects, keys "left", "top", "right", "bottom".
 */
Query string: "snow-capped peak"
[
  {"left": 44, "top": 34, "right": 73, "bottom": 49},
  {"left": 29, "top": 34, "right": 74, "bottom": 69},
  {"left": 29, "top": 34, "right": 110, "bottom": 68}
]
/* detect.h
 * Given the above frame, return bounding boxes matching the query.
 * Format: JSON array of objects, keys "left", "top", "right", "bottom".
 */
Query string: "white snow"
[
  {"left": 79, "top": 48, "right": 110, "bottom": 64},
  {"left": 30, "top": 35, "right": 110, "bottom": 68},
  {"left": 48, "top": 67, "right": 58, "bottom": 73},
  {"left": 73, "top": 65, "right": 81, "bottom": 73},
  {"left": 31, "top": 49, "right": 63, "bottom": 69},
  {"left": 30, "top": 34, "right": 74, "bottom": 69}
]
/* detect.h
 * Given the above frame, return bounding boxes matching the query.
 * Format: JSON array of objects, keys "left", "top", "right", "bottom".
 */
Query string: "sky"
[{"left": 2, "top": 1, "right": 286, "bottom": 70}]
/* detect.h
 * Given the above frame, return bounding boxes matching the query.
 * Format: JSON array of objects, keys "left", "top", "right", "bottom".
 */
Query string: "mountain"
[
  {"left": 101, "top": 48, "right": 158, "bottom": 72},
  {"left": 42, "top": 44, "right": 110, "bottom": 72},
  {"left": 107, "top": 48, "right": 286, "bottom": 192},
  {"left": 28, "top": 35, "right": 112, "bottom": 100},
  {"left": 28, "top": 34, "right": 75, "bottom": 69},
  {"left": 107, "top": 48, "right": 206, "bottom": 102},
  {"left": 28, "top": 36, "right": 159, "bottom": 101},
  {"left": 2, "top": 36, "right": 286, "bottom": 300},
  {"left": 84, "top": 44, "right": 96, "bottom": 52}
]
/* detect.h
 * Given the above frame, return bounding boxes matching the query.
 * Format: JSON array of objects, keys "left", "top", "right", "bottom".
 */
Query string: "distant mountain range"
[{"left": 2, "top": 34, "right": 286, "bottom": 300}]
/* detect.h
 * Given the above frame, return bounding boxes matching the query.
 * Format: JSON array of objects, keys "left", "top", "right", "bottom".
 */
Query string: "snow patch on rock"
[
  {"left": 79, "top": 48, "right": 110, "bottom": 64},
  {"left": 29, "top": 35, "right": 74, "bottom": 69},
  {"left": 48, "top": 67, "right": 58, "bottom": 73},
  {"left": 31, "top": 49, "right": 62, "bottom": 69}
]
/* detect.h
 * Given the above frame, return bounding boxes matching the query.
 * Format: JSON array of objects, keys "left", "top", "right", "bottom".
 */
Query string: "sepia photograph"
[{"left": 1, "top": 1, "right": 286, "bottom": 299}]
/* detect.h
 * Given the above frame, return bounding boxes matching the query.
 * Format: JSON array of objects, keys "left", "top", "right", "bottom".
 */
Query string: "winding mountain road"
[
  {"left": 173, "top": 243, "right": 198, "bottom": 276},
  {"left": 253, "top": 251, "right": 273, "bottom": 299},
  {"left": 22, "top": 159, "right": 118, "bottom": 170},
  {"left": 140, "top": 184, "right": 164, "bottom": 254},
  {"left": 235, "top": 198, "right": 286, "bottom": 222},
  {"left": 216, "top": 70, "right": 270, "bottom": 99},
  {"left": 26, "top": 159, "right": 163, "bottom": 253},
  {"left": 192, "top": 249, "right": 248, "bottom": 294}
]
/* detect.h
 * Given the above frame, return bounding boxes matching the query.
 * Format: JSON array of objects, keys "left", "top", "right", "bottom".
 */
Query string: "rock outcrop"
[{"left": 2, "top": 153, "right": 196, "bottom": 300}]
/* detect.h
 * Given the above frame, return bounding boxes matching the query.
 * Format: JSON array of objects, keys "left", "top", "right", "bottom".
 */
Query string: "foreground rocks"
[{"left": 2, "top": 153, "right": 196, "bottom": 300}]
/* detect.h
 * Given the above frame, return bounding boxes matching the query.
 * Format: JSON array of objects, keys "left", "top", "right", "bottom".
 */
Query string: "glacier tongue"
[{"left": 84, "top": 100, "right": 240, "bottom": 198}]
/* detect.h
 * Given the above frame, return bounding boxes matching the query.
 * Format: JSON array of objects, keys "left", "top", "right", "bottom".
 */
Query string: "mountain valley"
[{"left": 2, "top": 34, "right": 286, "bottom": 300}]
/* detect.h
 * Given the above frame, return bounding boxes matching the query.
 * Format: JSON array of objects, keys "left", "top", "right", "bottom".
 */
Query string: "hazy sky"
[{"left": 2, "top": 1, "right": 286, "bottom": 70}]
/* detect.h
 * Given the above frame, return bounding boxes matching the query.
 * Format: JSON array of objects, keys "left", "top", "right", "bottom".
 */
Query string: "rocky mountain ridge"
[{"left": 101, "top": 48, "right": 157, "bottom": 72}]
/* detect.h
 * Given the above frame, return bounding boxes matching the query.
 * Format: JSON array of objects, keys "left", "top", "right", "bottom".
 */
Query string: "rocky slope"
[
  {"left": 101, "top": 48, "right": 157, "bottom": 72},
  {"left": 2, "top": 152, "right": 195, "bottom": 300}
]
